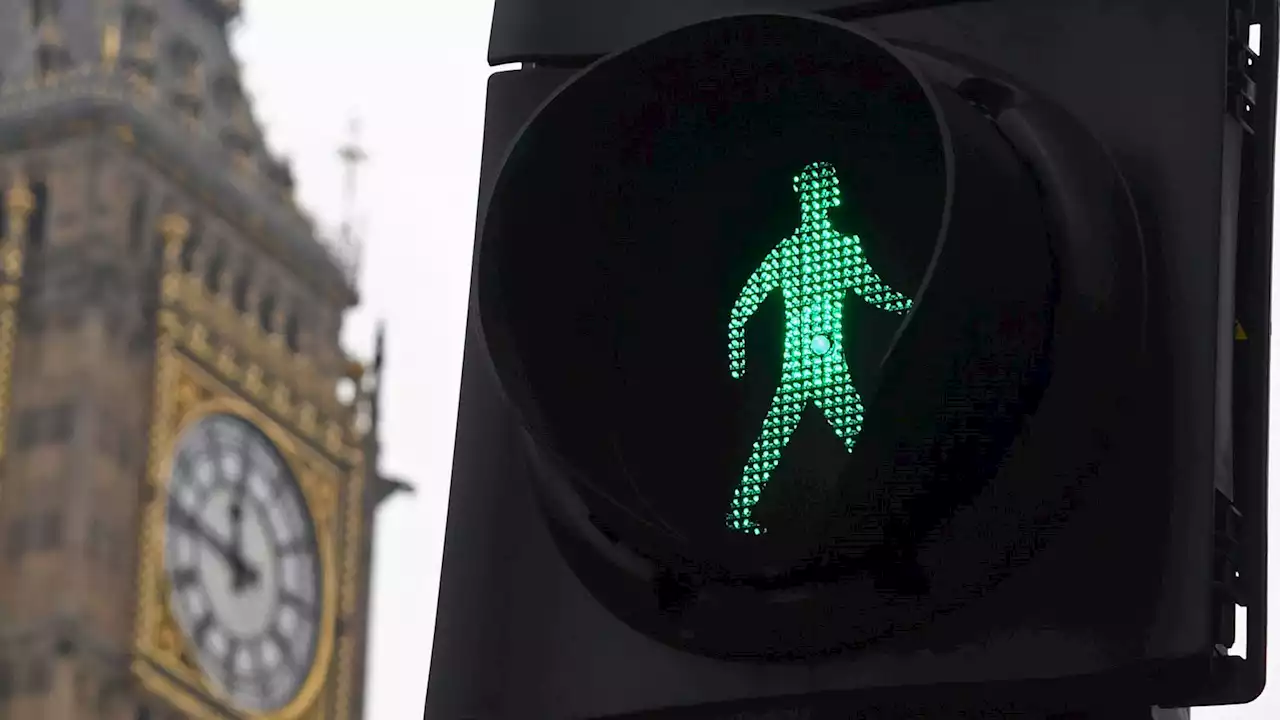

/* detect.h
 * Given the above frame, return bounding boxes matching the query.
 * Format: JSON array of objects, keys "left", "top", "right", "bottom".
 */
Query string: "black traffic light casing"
[{"left": 427, "top": 1, "right": 1276, "bottom": 718}]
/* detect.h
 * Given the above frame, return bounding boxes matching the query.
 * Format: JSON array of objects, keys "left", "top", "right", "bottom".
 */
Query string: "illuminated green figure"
[{"left": 727, "top": 161, "right": 913, "bottom": 535}]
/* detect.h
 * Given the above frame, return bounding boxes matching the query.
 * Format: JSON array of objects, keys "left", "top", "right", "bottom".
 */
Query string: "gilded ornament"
[
  {"left": 324, "top": 423, "right": 343, "bottom": 454},
  {"left": 245, "top": 363, "right": 264, "bottom": 395},
  {"left": 184, "top": 273, "right": 202, "bottom": 300},
  {"left": 158, "top": 310, "right": 182, "bottom": 336},
  {"left": 102, "top": 25, "right": 121, "bottom": 68},
  {"left": 4, "top": 247, "right": 22, "bottom": 277},
  {"left": 6, "top": 176, "right": 35, "bottom": 217},
  {"left": 159, "top": 213, "right": 190, "bottom": 248},
  {"left": 161, "top": 274, "right": 181, "bottom": 301},
  {"left": 189, "top": 322, "right": 209, "bottom": 354},
  {"left": 176, "top": 377, "right": 202, "bottom": 414},
  {"left": 215, "top": 347, "right": 237, "bottom": 376},
  {"left": 271, "top": 382, "right": 291, "bottom": 414},
  {"left": 137, "top": 364, "right": 344, "bottom": 720}
]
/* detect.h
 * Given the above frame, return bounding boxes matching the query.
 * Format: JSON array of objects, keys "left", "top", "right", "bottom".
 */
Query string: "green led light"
[{"left": 727, "top": 161, "right": 913, "bottom": 535}]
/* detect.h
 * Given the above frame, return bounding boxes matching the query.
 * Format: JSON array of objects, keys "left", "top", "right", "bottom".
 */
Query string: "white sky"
[{"left": 230, "top": 2, "right": 1279, "bottom": 718}]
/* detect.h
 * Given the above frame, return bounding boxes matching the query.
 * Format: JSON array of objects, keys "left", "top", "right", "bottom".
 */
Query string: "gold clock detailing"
[
  {"left": 269, "top": 307, "right": 288, "bottom": 348},
  {"left": 160, "top": 213, "right": 191, "bottom": 263},
  {"left": 271, "top": 382, "right": 292, "bottom": 414},
  {"left": 331, "top": 463, "right": 367, "bottom": 720},
  {"left": 136, "top": 212, "right": 191, "bottom": 698},
  {"left": 165, "top": 260, "right": 362, "bottom": 465},
  {"left": 189, "top": 321, "right": 210, "bottom": 355},
  {"left": 340, "top": 469, "right": 365, "bottom": 621},
  {"left": 245, "top": 363, "right": 265, "bottom": 394},
  {"left": 136, "top": 367, "right": 345, "bottom": 720},
  {"left": 216, "top": 268, "right": 235, "bottom": 308},
  {"left": 332, "top": 635, "right": 356, "bottom": 720},
  {"left": 102, "top": 24, "right": 122, "bottom": 69},
  {"left": 215, "top": 346, "right": 237, "bottom": 377},
  {"left": 136, "top": 211, "right": 366, "bottom": 720},
  {"left": 0, "top": 173, "right": 34, "bottom": 516}
]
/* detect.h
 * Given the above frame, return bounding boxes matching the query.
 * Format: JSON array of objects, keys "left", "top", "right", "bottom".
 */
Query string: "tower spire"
[
  {"left": 330, "top": 115, "right": 368, "bottom": 283},
  {"left": 338, "top": 115, "right": 368, "bottom": 247}
]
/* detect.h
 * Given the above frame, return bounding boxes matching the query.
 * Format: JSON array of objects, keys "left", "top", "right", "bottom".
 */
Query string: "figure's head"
[{"left": 792, "top": 161, "right": 842, "bottom": 214}]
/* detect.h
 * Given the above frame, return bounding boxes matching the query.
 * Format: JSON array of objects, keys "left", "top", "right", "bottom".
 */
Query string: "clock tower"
[{"left": 0, "top": 1, "right": 401, "bottom": 719}]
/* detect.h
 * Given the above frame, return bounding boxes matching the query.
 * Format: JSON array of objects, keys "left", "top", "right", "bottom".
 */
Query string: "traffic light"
[{"left": 428, "top": 1, "right": 1276, "bottom": 718}]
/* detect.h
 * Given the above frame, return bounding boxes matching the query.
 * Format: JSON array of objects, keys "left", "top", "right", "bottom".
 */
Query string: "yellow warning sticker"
[{"left": 1235, "top": 320, "right": 1248, "bottom": 341}]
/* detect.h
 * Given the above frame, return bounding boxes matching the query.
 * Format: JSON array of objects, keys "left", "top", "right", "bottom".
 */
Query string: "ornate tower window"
[
  {"left": 32, "top": 0, "right": 65, "bottom": 83},
  {"left": 259, "top": 293, "right": 276, "bottom": 334},
  {"left": 27, "top": 180, "right": 48, "bottom": 249},
  {"left": 121, "top": 3, "right": 158, "bottom": 85},
  {"left": 31, "top": 0, "right": 58, "bottom": 27},
  {"left": 231, "top": 272, "right": 250, "bottom": 312},
  {"left": 285, "top": 313, "right": 300, "bottom": 353},
  {"left": 180, "top": 217, "right": 202, "bottom": 272},
  {"left": 169, "top": 39, "right": 204, "bottom": 126},
  {"left": 214, "top": 73, "right": 257, "bottom": 172},
  {"left": 122, "top": 3, "right": 156, "bottom": 43},
  {"left": 36, "top": 46, "right": 67, "bottom": 82},
  {"left": 203, "top": 250, "right": 224, "bottom": 294},
  {"left": 128, "top": 182, "right": 149, "bottom": 250}
]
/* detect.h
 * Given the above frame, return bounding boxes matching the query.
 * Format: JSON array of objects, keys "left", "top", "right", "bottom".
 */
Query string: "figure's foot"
[
  {"left": 728, "top": 485, "right": 768, "bottom": 534},
  {"left": 726, "top": 510, "right": 767, "bottom": 535}
]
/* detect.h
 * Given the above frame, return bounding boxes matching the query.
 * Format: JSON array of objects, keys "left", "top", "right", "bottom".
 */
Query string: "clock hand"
[
  {"left": 170, "top": 503, "right": 259, "bottom": 585},
  {"left": 228, "top": 500, "right": 248, "bottom": 591},
  {"left": 208, "top": 436, "right": 250, "bottom": 587},
  {"left": 229, "top": 446, "right": 259, "bottom": 591},
  {"left": 229, "top": 485, "right": 249, "bottom": 589}
]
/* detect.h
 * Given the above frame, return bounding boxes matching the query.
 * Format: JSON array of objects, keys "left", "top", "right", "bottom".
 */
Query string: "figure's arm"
[
  {"left": 848, "top": 235, "right": 912, "bottom": 314},
  {"left": 728, "top": 247, "right": 781, "bottom": 379}
]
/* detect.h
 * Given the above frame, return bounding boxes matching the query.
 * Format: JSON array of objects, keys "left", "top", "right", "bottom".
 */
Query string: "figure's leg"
[
  {"left": 813, "top": 364, "right": 865, "bottom": 452},
  {"left": 728, "top": 383, "right": 805, "bottom": 535}
]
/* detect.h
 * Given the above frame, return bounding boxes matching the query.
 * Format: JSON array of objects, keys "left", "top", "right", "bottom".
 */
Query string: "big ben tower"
[{"left": 0, "top": 1, "right": 400, "bottom": 719}]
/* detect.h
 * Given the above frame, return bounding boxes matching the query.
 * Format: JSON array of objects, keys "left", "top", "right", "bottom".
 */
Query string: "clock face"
[{"left": 163, "top": 413, "right": 322, "bottom": 713}]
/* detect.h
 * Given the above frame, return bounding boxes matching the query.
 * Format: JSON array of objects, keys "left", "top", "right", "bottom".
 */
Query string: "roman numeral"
[
  {"left": 279, "top": 537, "right": 311, "bottom": 556},
  {"left": 204, "top": 431, "right": 235, "bottom": 490},
  {"left": 167, "top": 501, "right": 200, "bottom": 532},
  {"left": 223, "top": 637, "right": 240, "bottom": 688},
  {"left": 268, "top": 627, "right": 296, "bottom": 668},
  {"left": 172, "top": 455, "right": 193, "bottom": 482},
  {"left": 171, "top": 566, "right": 198, "bottom": 589},
  {"left": 279, "top": 590, "right": 314, "bottom": 613},
  {"left": 193, "top": 613, "right": 214, "bottom": 649}
]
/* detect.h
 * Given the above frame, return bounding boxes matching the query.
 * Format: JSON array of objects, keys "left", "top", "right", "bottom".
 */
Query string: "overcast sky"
[{"left": 230, "top": 2, "right": 1278, "bottom": 719}]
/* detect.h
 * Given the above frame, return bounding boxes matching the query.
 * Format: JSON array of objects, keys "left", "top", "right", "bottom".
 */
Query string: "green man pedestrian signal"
[
  {"left": 457, "top": 9, "right": 1272, "bottom": 716},
  {"left": 476, "top": 9, "right": 1083, "bottom": 652},
  {"left": 728, "top": 161, "right": 912, "bottom": 534}
]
